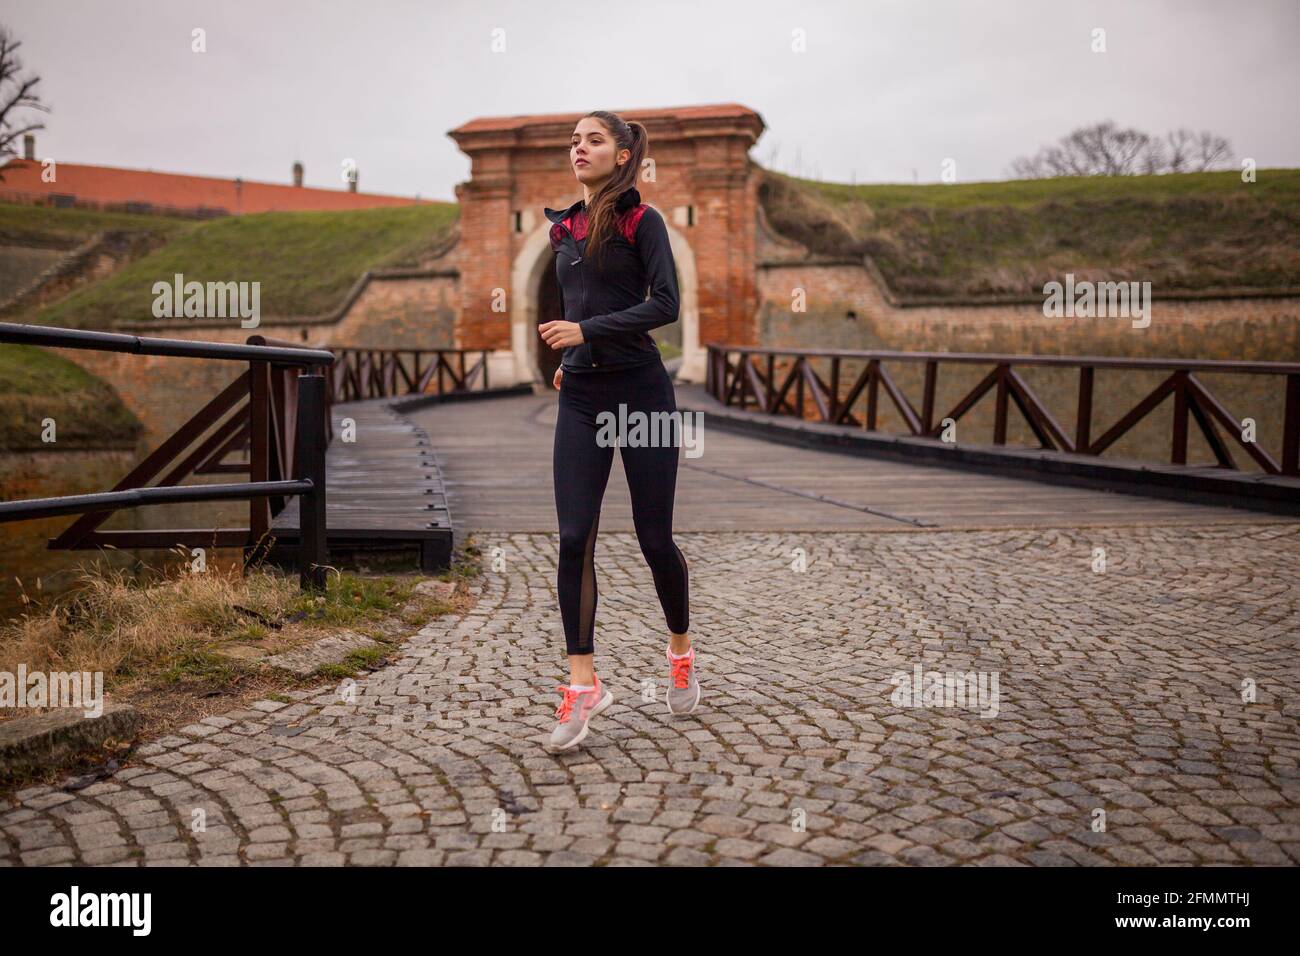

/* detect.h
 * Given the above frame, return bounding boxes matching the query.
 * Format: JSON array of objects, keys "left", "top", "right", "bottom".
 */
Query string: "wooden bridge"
[
  {"left": 411, "top": 344, "right": 1300, "bottom": 540},
  {"left": 268, "top": 398, "right": 453, "bottom": 571},
  {"left": 3, "top": 325, "right": 1296, "bottom": 582},
  {"left": 0, "top": 327, "right": 511, "bottom": 581},
  {"left": 408, "top": 380, "right": 1293, "bottom": 537}
]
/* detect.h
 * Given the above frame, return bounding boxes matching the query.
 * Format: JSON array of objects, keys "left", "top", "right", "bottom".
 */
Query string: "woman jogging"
[{"left": 539, "top": 110, "right": 697, "bottom": 754}]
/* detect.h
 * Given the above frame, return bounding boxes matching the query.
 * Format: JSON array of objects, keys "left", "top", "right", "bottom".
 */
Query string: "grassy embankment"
[
  {"left": 30, "top": 202, "right": 459, "bottom": 330},
  {"left": 763, "top": 167, "right": 1300, "bottom": 297},
  {"left": 757, "top": 169, "right": 1300, "bottom": 467},
  {"left": 1, "top": 201, "right": 459, "bottom": 450}
]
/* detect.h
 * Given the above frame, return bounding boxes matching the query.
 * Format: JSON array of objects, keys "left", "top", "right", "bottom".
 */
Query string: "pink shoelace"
[
  {"left": 670, "top": 653, "right": 693, "bottom": 689},
  {"left": 554, "top": 686, "right": 582, "bottom": 723}
]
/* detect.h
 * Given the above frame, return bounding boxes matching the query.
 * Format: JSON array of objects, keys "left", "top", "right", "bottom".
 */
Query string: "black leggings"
[{"left": 553, "top": 358, "right": 689, "bottom": 656}]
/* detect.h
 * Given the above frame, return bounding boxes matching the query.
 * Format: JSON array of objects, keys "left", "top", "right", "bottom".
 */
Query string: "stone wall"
[
  {"left": 328, "top": 272, "right": 459, "bottom": 350},
  {"left": 750, "top": 216, "right": 1300, "bottom": 468}
]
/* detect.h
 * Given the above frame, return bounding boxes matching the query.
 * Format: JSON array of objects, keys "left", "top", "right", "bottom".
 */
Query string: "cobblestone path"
[{"left": 3, "top": 523, "right": 1298, "bottom": 866}]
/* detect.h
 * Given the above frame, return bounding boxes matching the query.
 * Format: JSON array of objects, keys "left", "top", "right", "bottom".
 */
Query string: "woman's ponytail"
[{"left": 581, "top": 111, "right": 649, "bottom": 267}]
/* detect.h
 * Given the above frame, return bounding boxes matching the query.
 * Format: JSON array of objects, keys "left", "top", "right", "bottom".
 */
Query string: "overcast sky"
[{"left": 5, "top": 0, "right": 1298, "bottom": 200}]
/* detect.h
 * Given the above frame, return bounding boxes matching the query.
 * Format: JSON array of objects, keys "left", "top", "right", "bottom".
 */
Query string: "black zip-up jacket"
[{"left": 543, "top": 186, "right": 680, "bottom": 373}]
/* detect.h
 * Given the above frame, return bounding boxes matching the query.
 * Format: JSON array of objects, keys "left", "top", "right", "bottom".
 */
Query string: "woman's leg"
[
  {"left": 618, "top": 364, "right": 698, "bottom": 716},
  {"left": 619, "top": 366, "right": 690, "bottom": 647},
  {"left": 553, "top": 378, "right": 615, "bottom": 683},
  {"left": 622, "top": 439, "right": 690, "bottom": 645}
]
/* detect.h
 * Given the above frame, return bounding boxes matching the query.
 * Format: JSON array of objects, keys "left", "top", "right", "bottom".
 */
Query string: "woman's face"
[{"left": 571, "top": 118, "right": 627, "bottom": 187}]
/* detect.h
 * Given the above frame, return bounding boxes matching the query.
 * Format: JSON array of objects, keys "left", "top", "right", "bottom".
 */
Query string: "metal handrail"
[
  {"left": 0, "top": 322, "right": 335, "bottom": 366},
  {"left": 0, "top": 322, "right": 332, "bottom": 589}
]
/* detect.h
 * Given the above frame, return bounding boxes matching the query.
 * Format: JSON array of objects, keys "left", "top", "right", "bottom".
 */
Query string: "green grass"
[
  {"left": 760, "top": 168, "right": 1300, "bottom": 297},
  {"left": 286, "top": 573, "right": 416, "bottom": 628},
  {"left": 802, "top": 168, "right": 1300, "bottom": 209},
  {"left": 31, "top": 202, "right": 459, "bottom": 330},
  {"left": 316, "top": 645, "right": 389, "bottom": 679},
  {"left": 158, "top": 648, "right": 242, "bottom": 686},
  {"left": 0, "top": 201, "right": 194, "bottom": 246},
  {"left": 0, "top": 342, "right": 142, "bottom": 450},
  {"left": 1, "top": 201, "right": 456, "bottom": 449}
]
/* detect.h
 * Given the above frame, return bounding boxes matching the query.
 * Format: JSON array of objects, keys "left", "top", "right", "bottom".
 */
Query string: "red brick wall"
[
  {"left": 452, "top": 157, "right": 518, "bottom": 351},
  {"left": 448, "top": 107, "right": 768, "bottom": 359}
]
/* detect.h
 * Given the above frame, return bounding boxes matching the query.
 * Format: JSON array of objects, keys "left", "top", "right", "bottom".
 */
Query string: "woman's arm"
[{"left": 577, "top": 206, "right": 680, "bottom": 341}]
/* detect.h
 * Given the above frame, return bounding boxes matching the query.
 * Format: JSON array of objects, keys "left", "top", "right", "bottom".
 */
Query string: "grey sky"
[{"left": 5, "top": 0, "right": 1297, "bottom": 200}]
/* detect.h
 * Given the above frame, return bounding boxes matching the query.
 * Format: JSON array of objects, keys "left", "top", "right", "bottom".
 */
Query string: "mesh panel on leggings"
[
  {"left": 576, "top": 511, "right": 601, "bottom": 653},
  {"left": 673, "top": 541, "right": 690, "bottom": 634}
]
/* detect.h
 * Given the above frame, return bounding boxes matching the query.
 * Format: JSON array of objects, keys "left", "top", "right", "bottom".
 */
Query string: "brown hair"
[{"left": 579, "top": 110, "right": 648, "bottom": 267}]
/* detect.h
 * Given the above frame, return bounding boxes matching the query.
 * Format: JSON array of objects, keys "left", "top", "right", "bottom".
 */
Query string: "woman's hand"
[
  {"left": 552, "top": 367, "right": 563, "bottom": 390},
  {"left": 539, "top": 319, "right": 585, "bottom": 350}
]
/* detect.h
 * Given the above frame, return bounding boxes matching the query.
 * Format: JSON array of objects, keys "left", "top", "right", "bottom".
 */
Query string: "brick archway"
[
  {"left": 449, "top": 104, "right": 765, "bottom": 386},
  {"left": 509, "top": 209, "right": 701, "bottom": 385}
]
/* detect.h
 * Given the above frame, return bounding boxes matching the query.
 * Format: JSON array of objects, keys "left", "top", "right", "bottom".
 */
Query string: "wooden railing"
[
  {"left": 706, "top": 345, "right": 1300, "bottom": 477},
  {"left": 324, "top": 346, "right": 492, "bottom": 404},
  {"left": 0, "top": 323, "right": 335, "bottom": 589}
]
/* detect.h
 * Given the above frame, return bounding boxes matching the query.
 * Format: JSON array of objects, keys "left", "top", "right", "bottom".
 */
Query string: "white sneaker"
[{"left": 546, "top": 674, "right": 614, "bottom": 753}]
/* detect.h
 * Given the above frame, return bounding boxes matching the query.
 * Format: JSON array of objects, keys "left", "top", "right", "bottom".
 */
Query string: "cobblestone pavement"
[{"left": 3, "top": 523, "right": 1299, "bottom": 866}]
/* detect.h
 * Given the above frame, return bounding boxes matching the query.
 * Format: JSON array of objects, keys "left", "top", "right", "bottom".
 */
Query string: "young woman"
[{"left": 539, "top": 110, "right": 698, "bottom": 754}]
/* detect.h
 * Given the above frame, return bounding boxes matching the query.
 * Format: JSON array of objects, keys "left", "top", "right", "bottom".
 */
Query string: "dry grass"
[
  {"left": 0, "top": 537, "right": 483, "bottom": 791},
  {"left": 1, "top": 537, "right": 483, "bottom": 724},
  {"left": 3, "top": 553, "right": 296, "bottom": 684}
]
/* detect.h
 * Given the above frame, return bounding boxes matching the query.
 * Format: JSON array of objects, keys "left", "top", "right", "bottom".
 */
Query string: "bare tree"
[
  {"left": 1139, "top": 136, "right": 1168, "bottom": 176},
  {"left": 1163, "top": 128, "right": 1197, "bottom": 173},
  {"left": 1009, "top": 153, "right": 1047, "bottom": 179},
  {"left": 0, "top": 24, "right": 51, "bottom": 180},
  {"left": 1193, "top": 130, "right": 1231, "bottom": 171},
  {"left": 1008, "top": 121, "right": 1234, "bottom": 178}
]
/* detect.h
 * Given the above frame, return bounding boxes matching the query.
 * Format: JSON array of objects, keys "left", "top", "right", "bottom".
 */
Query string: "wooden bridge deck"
[
  {"left": 271, "top": 398, "right": 452, "bottom": 570},
  {"left": 405, "top": 384, "right": 1283, "bottom": 538}
]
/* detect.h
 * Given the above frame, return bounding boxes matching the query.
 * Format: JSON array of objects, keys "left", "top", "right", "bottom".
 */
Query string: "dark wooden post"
[
  {"left": 1076, "top": 365, "right": 1094, "bottom": 454},
  {"left": 1283, "top": 373, "right": 1300, "bottom": 476},
  {"left": 294, "top": 371, "right": 329, "bottom": 591},
  {"left": 994, "top": 364, "right": 1009, "bottom": 444},
  {"left": 1171, "top": 369, "right": 1189, "bottom": 465},
  {"left": 759, "top": 351, "right": 769, "bottom": 411},
  {"left": 795, "top": 356, "right": 804, "bottom": 420},
  {"left": 866, "top": 359, "right": 880, "bottom": 430},
  {"left": 829, "top": 356, "right": 840, "bottom": 423},
  {"left": 248, "top": 360, "right": 270, "bottom": 544},
  {"left": 922, "top": 360, "right": 937, "bottom": 434}
]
